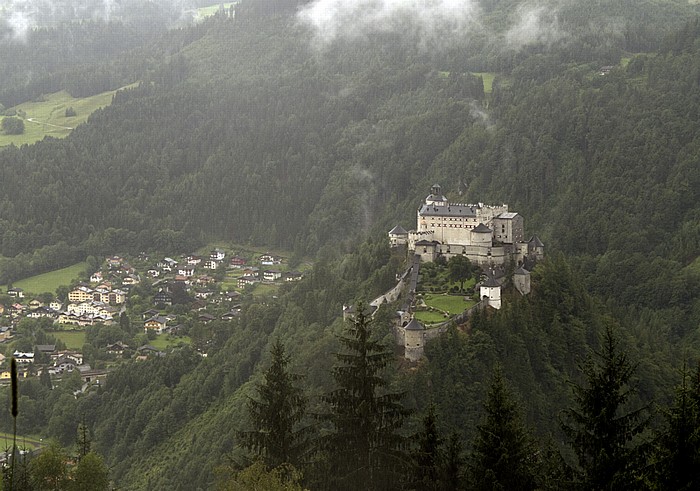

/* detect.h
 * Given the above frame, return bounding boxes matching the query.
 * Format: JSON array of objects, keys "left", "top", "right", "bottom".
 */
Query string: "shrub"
[{"left": 1, "top": 116, "right": 24, "bottom": 135}]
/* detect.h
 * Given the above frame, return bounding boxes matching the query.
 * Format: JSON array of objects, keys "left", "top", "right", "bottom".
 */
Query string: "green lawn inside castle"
[{"left": 414, "top": 261, "right": 477, "bottom": 325}]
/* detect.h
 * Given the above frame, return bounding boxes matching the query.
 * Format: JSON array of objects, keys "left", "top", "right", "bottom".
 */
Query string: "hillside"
[{"left": 1, "top": 0, "right": 700, "bottom": 488}]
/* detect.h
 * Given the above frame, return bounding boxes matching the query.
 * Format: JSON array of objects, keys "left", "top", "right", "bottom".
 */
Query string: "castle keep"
[{"left": 389, "top": 184, "right": 543, "bottom": 266}]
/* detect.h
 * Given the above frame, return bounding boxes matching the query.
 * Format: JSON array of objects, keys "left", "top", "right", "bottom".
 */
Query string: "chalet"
[
  {"left": 177, "top": 266, "right": 195, "bottom": 277},
  {"left": 259, "top": 253, "right": 280, "bottom": 265},
  {"left": 158, "top": 257, "right": 178, "bottom": 271},
  {"left": 7, "top": 288, "right": 24, "bottom": 298},
  {"left": 142, "top": 309, "right": 160, "bottom": 320},
  {"left": 284, "top": 271, "right": 303, "bottom": 282},
  {"left": 198, "top": 313, "right": 216, "bottom": 324},
  {"left": 186, "top": 255, "right": 202, "bottom": 266},
  {"left": 153, "top": 290, "right": 172, "bottom": 306},
  {"left": 90, "top": 272, "right": 104, "bottom": 283},
  {"left": 194, "top": 289, "right": 215, "bottom": 300},
  {"left": 194, "top": 275, "right": 215, "bottom": 285},
  {"left": 144, "top": 315, "right": 169, "bottom": 334},
  {"left": 106, "top": 341, "right": 129, "bottom": 355},
  {"left": 13, "top": 351, "right": 34, "bottom": 364},
  {"left": 203, "top": 259, "right": 219, "bottom": 270},
  {"left": 224, "top": 291, "right": 241, "bottom": 301},
  {"left": 237, "top": 275, "right": 258, "bottom": 289},
  {"left": 28, "top": 299, "right": 43, "bottom": 310},
  {"left": 27, "top": 307, "right": 56, "bottom": 319},
  {"left": 263, "top": 270, "right": 282, "bottom": 282},
  {"left": 136, "top": 345, "right": 164, "bottom": 358},
  {"left": 147, "top": 268, "right": 160, "bottom": 278},
  {"left": 191, "top": 300, "right": 207, "bottom": 311},
  {"left": 52, "top": 351, "right": 83, "bottom": 365},
  {"left": 35, "top": 345, "right": 56, "bottom": 356},
  {"left": 230, "top": 256, "right": 246, "bottom": 268},
  {"left": 121, "top": 274, "right": 140, "bottom": 286},
  {"left": 221, "top": 311, "right": 240, "bottom": 321},
  {"left": 49, "top": 301, "right": 63, "bottom": 311},
  {"left": 107, "top": 256, "right": 124, "bottom": 268},
  {"left": 210, "top": 249, "right": 226, "bottom": 261}
]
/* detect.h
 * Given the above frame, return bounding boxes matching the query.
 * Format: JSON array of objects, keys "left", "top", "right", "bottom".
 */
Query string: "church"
[{"left": 389, "top": 184, "right": 543, "bottom": 266}]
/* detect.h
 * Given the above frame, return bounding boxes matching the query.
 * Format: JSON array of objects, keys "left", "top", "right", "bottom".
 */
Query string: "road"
[{"left": 26, "top": 118, "right": 73, "bottom": 130}]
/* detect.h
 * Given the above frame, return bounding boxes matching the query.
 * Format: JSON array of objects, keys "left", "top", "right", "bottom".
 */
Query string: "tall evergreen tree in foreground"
[
  {"left": 468, "top": 367, "right": 537, "bottom": 491},
  {"left": 654, "top": 362, "right": 700, "bottom": 490},
  {"left": 239, "top": 340, "right": 308, "bottom": 469},
  {"left": 319, "top": 305, "right": 409, "bottom": 490},
  {"left": 561, "top": 322, "right": 650, "bottom": 489}
]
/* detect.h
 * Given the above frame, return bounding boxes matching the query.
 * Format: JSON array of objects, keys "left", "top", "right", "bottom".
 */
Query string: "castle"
[{"left": 389, "top": 184, "right": 543, "bottom": 267}]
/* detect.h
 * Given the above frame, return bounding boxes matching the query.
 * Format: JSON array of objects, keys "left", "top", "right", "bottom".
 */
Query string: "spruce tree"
[
  {"left": 320, "top": 305, "right": 409, "bottom": 490},
  {"left": 411, "top": 404, "right": 445, "bottom": 490},
  {"left": 654, "top": 362, "right": 700, "bottom": 490},
  {"left": 468, "top": 367, "right": 537, "bottom": 491},
  {"left": 561, "top": 323, "right": 650, "bottom": 489},
  {"left": 239, "top": 340, "right": 308, "bottom": 468}
]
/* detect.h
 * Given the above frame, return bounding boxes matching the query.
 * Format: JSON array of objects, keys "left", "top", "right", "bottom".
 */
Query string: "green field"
[
  {"left": 414, "top": 310, "right": 448, "bottom": 325},
  {"left": 195, "top": 2, "right": 236, "bottom": 20},
  {"left": 1, "top": 262, "right": 87, "bottom": 295},
  {"left": 423, "top": 293, "right": 475, "bottom": 315},
  {"left": 0, "top": 432, "right": 44, "bottom": 451},
  {"left": 473, "top": 72, "right": 496, "bottom": 94},
  {"left": 0, "top": 84, "right": 137, "bottom": 147},
  {"left": 150, "top": 334, "right": 192, "bottom": 350},
  {"left": 50, "top": 330, "right": 87, "bottom": 350}
]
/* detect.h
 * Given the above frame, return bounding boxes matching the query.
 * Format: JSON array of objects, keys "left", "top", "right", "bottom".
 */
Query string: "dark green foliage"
[
  {"left": 561, "top": 323, "right": 650, "bottom": 489},
  {"left": 654, "top": 363, "right": 700, "bottom": 490},
  {"left": 319, "top": 306, "right": 409, "bottom": 490},
  {"left": 447, "top": 255, "right": 474, "bottom": 292},
  {"left": 1, "top": 116, "right": 24, "bottom": 135},
  {"left": 468, "top": 367, "right": 537, "bottom": 491},
  {"left": 239, "top": 341, "right": 308, "bottom": 468},
  {"left": 411, "top": 404, "right": 445, "bottom": 490}
]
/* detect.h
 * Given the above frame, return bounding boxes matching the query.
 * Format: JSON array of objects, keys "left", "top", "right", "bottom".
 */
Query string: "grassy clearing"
[
  {"left": 1, "top": 262, "right": 87, "bottom": 295},
  {"left": 50, "top": 330, "right": 86, "bottom": 350},
  {"left": 0, "top": 83, "right": 137, "bottom": 147},
  {"left": 423, "top": 294, "right": 475, "bottom": 315},
  {"left": 473, "top": 72, "right": 496, "bottom": 94},
  {"left": 251, "top": 283, "right": 279, "bottom": 297},
  {"left": 195, "top": 2, "right": 236, "bottom": 20},
  {"left": 414, "top": 310, "right": 448, "bottom": 325},
  {"left": 150, "top": 334, "right": 192, "bottom": 350},
  {"left": 0, "top": 432, "right": 44, "bottom": 451}
]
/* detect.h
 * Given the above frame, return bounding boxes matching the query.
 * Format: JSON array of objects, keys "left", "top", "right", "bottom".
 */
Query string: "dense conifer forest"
[{"left": 2, "top": 0, "right": 700, "bottom": 488}]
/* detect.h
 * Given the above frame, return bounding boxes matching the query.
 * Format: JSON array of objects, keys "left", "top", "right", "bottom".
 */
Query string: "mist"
[{"left": 0, "top": 0, "right": 192, "bottom": 41}]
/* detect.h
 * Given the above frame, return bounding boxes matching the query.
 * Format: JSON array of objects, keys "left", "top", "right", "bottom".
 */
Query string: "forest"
[{"left": 1, "top": 0, "right": 700, "bottom": 488}]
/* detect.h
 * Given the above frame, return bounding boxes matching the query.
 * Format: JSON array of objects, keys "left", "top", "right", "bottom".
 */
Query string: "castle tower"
[
  {"left": 388, "top": 225, "right": 409, "bottom": 247},
  {"left": 404, "top": 318, "right": 425, "bottom": 362},
  {"left": 513, "top": 266, "right": 531, "bottom": 295},
  {"left": 479, "top": 275, "right": 502, "bottom": 309},
  {"left": 425, "top": 184, "right": 447, "bottom": 207}
]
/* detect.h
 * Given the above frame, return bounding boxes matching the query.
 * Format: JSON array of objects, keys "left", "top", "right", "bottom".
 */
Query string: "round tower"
[{"left": 404, "top": 318, "right": 425, "bottom": 362}]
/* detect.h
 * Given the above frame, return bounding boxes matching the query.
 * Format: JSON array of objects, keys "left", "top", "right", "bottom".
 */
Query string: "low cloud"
[
  {"left": 297, "top": 0, "right": 482, "bottom": 51},
  {"left": 504, "top": 3, "right": 565, "bottom": 49}
]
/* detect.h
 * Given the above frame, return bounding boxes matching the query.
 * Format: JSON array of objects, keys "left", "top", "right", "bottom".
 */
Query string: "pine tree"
[
  {"left": 239, "top": 340, "right": 308, "bottom": 468},
  {"left": 654, "top": 362, "right": 700, "bottom": 490},
  {"left": 468, "top": 367, "right": 537, "bottom": 491},
  {"left": 319, "top": 305, "right": 409, "bottom": 490},
  {"left": 561, "top": 322, "right": 650, "bottom": 489},
  {"left": 411, "top": 404, "right": 445, "bottom": 490}
]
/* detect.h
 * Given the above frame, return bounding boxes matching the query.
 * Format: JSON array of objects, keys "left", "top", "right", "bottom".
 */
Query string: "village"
[{"left": 0, "top": 247, "right": 305, "bottom": 388}]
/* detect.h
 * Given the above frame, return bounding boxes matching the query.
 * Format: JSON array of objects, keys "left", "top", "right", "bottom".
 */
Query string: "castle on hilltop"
[{"left": 389, "top": 184, "right": 543, "bottom": 267}]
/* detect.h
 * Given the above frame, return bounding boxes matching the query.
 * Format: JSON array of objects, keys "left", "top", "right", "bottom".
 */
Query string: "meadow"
[
  {"left": 0, "top": 84, "right": 136, "bottom": 147},
  {"left": 195, "top": 3, "right": 236, "bottom": 20},
  {"left": 150, "top": 334, "right": 192, "bottom": 350},
  {"left": 1, "top": 262, "right": 87, "bottom": 295},
  {"left": 472, "top": 72, "right": 496, "bottom": 94},
  {"left": 49, "top": 330, "right": 87, "bottom": 350}
]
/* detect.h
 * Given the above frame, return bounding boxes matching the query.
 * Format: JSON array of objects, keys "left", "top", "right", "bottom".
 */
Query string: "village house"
[
  {"left": 7, "top": 288, "right": 24, "bottom": 299},
  {"left": 203, "top": 259, "right": 219, "bottom": 270},
  {"left": 259, "top": 253, "right": 280, "bottom": 265},
  {"left": 186, "top": 254, "right": 202, "bottom": 266},
  {"left": 263, "top": 270, "right": 282, "bottom": 282},
  {"left": 229, "top": 256, "right": 246, "bottom": 268},
  {"left": 90, "top": 271, "right": 104, "bottom": 283},
  {"left": 106, "top": 341, "right": 130, "bottom": 355},
  {"left": 211, "top": 249, "right": 226, "bottom": 261},
  {"left": 237, "top": 275, "right": 258, "bottom": 289},
  {"left": 177, "top": 266, "right": 195, "bottom": 277},
  {"left": 284, "top": 271, "right": 303, "bottom": 282},
  {"left": 144, "top": 315, "right": 169, "bottom": 334},
  {"left": 13, "top": 351, "right": 34, "bottom": 363},
  {"left": 153, "top": 290, "right": 172, "bottom": 306}
]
